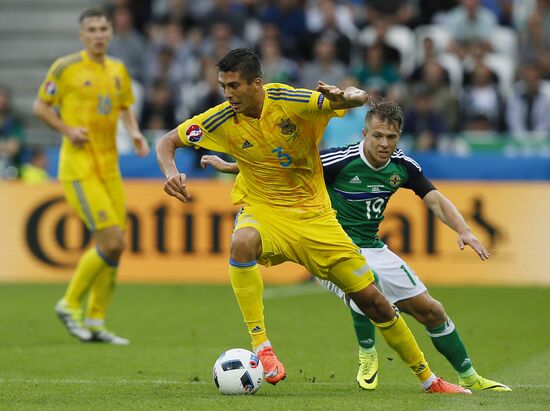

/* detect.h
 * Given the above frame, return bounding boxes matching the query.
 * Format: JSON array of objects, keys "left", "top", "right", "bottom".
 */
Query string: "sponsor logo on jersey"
[
  {"left": 114, "top": 76, "right": 121, "bottom": 90},
  {"left": 349, "top": 175, "right": 362, "bottom": 184},
  {"left": 84, "top": 80, "right": 92, "bottom": 87},
  {"left": 242, "top": 140, "right": 253, "bottom": 149},
  {"left": 185, "top": 124, "right": 203, "bottom": 143},
  {"left": 276, "top": 118, "right": 298, "bottom": 142},
  {"left": 97, "top": 210, "right": 107, "bottom": 222},
  {"left": 317, "top": 94, "right": 325, "bottom": 109},
  {"left": 389, "top": 173, "right": 401, "bottom": 187},
  {"left": 44, "top": 81, "right": 57, "bottom": 96}
]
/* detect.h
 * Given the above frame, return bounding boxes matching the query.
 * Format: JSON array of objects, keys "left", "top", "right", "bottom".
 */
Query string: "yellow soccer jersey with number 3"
[
  {"left": 177, "top": 83, "right": 344, "bottom": 210},
  {"left": 37, "top": 50, "right": 134, "bottom": 181}
]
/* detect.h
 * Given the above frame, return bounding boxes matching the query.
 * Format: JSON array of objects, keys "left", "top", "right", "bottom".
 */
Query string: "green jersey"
[{"left": 321, "top": 142, "right": 435, "bottom": 248}]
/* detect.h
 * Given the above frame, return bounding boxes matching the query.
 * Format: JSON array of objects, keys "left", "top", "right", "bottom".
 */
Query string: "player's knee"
[
  {"left": 349, "top": 285, "right": 394, "bottom": 323},
  {"left": 416, "top": 299, "right": 446, "bottom": 328},
  {"left": 99, "top": 234, "right": 125, "bottom": 260},
  {"left": 230, "top": 228, "right": 261, "bottom": 262}
]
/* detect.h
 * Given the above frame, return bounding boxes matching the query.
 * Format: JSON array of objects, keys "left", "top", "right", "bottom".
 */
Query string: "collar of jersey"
[{"left": 358, "top": 140, "right": 390, "bottom": 171}]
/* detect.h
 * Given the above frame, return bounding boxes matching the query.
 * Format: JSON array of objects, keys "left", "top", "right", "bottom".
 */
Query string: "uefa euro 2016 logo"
[{"left": 186, "top": 124, "right": 203, "bottom": 143}]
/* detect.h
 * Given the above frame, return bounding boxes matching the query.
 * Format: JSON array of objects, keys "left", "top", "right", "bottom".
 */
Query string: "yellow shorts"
[
  {"left": 234, "top": 205, "right": 374, "bottom": 293},
  {"left": 63, "top": 177, "right": 126, "bottom": 232}
]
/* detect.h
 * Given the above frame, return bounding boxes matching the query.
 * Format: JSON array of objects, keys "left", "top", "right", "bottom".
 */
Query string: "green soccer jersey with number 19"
[{"left": 321, "top": 141, "right": 436, "bottom": 248}]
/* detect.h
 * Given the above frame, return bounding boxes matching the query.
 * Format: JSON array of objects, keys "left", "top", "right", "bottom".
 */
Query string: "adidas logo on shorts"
[{"left": 242, "top": 140, "right": 253, "bottom": 149}]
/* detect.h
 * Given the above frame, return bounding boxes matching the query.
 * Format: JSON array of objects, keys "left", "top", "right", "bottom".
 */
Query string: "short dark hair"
[
  {"left": 365, "top": 98, "right": 404, "bottom": 133},
  {"left": 216, "top": 48, "right": 263, "bottom": 83},
  {"left": 79, "top": 7, "right": 110, "bottom": 24}
]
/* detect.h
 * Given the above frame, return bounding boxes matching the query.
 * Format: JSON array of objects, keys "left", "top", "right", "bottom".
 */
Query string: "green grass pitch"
[{"left": 1, "top": 282, "right": 549, "bottom": 410}]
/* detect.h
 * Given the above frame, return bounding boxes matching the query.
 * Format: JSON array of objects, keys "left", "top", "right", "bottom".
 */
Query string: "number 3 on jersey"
[{"left": 272, "top": 146, "right": 293, "bottom": 167}]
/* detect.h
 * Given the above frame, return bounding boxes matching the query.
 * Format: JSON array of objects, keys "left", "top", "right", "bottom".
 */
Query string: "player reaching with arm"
[
  {"left": 157, "top": 48, "right": 469, "bottom": 393},
  {"left": 33, "top": 8, "right": 149, "bottom": 345}
]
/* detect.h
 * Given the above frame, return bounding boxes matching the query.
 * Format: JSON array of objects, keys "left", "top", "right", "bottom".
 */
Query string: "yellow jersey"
[
  {"left": 37, "top": 50, "right": 134, "bottom": 181},
  {"left": 177, "top": 83, "right": 344, "bottom": 210}
]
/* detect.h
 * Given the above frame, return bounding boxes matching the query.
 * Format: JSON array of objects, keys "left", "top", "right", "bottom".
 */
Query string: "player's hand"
[
  {"left": 457, "top": 230, "right": 490, "bottom": 260},
  {"left": 66, "top": 127, "right": 89, "bottom": 147},
  {"left": 316, "top": 81, "right": 345, "bottom": 103},
  {"left": 132, "top": 132, "right": 150, "bottom": 157},
  {"left": 164, "top": 173, "right": 191, "bottom": 203},
  {"left": 200, "top": 155, "right": 239, "bottom": 174}
]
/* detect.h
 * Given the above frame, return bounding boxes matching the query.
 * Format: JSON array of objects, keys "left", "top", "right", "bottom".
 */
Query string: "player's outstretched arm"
[
  {"left": 201, "top": 155, "right": 239, "bottom": 174},
  {"left": 120, "top": 108, "right": 150, "bottom": 157},
  {"left": 423, "top": 190, "right": 490, "bottom": 260},
  {"left": 316, "top": 81, "right": 370, "bottom": 110},
  {"left": 156, "top": 127, "right": 191, "bottom": 203}
]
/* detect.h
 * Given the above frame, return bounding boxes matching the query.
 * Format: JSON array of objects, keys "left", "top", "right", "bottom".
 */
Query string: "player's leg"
[
  {"left": 230, "top": 207, "right": 286, "bottom": 384},
  {"left": 396, "top": 292, "right": 511, "bottom": 391},
  {"left": 55, "top": 180, "right": 116, "bottom": 341},
  {"left": 81, "top": 177, "right": 129, "bottom": 344},
  {"left": 317, "top": 279, "right": 378, "bottom": 389},
  {"left": 327, "top": 253, "right": 469, "bottom": 394}
]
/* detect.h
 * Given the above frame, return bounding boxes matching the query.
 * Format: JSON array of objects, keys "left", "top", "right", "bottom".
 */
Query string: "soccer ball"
[{"left": 213, "top": 348, "right": 264, "bottom": 395}]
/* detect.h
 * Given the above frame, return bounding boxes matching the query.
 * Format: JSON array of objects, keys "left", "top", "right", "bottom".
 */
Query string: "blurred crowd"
[{"left": 2, "top": 0, "right": 550, "bottom": 180}]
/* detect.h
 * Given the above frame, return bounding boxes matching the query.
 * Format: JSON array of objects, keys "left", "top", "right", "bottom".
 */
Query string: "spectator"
[
  {"left": 306, "top": 0, "right": 356, "bottom": 64},
  {"left": 20, "top": 147, "right": 50, "bottom": 185},
  {"left": 462, "top": 62, "right": 507, "bottom": 132},
  {"left": 407, "top": 60, "right": 461, "bottom": 132},
  {"left": 403, "top": 85, "right": 448, "bottom": 151},
  {"left": 351, "top": 43, "right": 401, "bottom": 96},
  {"left": 203, "top": 0, "right": 247, "bottom": 38},
  {"left": 365, "top": 0, "right": 418, "bottom": 27},
  {"left": 507, "top": 62, "right": 550, "bottom": 138},
  {"left": 258, "top": 37, "right": 300, "bottom": 86},
  {"left": 140, "top": 78, "right": 177, "bottom": 131},
  {"left": 108, "top": 6, "right": 146, "bottom": 81},
  {"left": 518, "top": 0, "right": 550, "bottom": 79},
  {"left": 0, "top": 86, "right": 23, "bottom": 179},
  {"left": 300, "top": 35, "right": 347, "bottom": 90},
  {"left": 445, "top": 0, "right": 498, "bottom": 60},
  {"left": 201, "top": 19, "right": 244, "bottom": 63},
  {"left": 259, "top": 0, "right": 310, "bottom": 60}
]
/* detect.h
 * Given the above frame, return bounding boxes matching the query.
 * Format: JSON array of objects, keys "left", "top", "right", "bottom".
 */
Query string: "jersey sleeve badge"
[
  {"left": 185, "top": 124, "right": 204, "bottom": 143},
  {"left": 44, "top": 81, "right": 57, "bottom": 96}
]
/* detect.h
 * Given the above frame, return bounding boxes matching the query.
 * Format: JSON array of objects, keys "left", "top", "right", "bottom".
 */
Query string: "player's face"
[
  {"left": 80, "top": 16, "right": 113, "bottom": 57},
  {"left": 363, "top": 116, "right": 400, "bottom": 167},
  {"left": 218, "top": 71, "right": 263, "bottom": 118}
]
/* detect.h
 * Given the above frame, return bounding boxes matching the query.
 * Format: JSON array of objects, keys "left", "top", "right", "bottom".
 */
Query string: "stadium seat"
[
  {"left": 437, "top": 53, "right": 464, "bottom": 95},
  {"left": 488, "top": 26, "right": 518, "bottom": 62},
  {"left": 483, "top": 53, "right": 516, "bottom": 98}
]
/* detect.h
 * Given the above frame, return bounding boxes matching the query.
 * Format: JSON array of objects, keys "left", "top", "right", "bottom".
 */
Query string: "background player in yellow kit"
[
  {"left": 156, "top": 48, "right": 469, "bottom": 393},
  {"left": 33, "top": 8, "right": 149, "bottom": 345}
]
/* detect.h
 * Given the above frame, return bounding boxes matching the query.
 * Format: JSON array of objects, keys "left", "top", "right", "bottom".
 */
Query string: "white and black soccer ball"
[{"left": 213, "top": 348, "right": 264, "bottom": 395}]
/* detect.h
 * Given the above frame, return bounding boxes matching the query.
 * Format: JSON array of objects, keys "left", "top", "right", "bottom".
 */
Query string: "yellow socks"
[
  {"left": 86, "top": 265, "right": 117, "bottom": 321},
  {"left": 64, "top": 247, "right": 108, "bottom": 308},
  {"left": 229, "top": 260, "right": 267, "bottom": 350},
  {"left": 372, "top": 308, "right": 433, "bottom": 383}
]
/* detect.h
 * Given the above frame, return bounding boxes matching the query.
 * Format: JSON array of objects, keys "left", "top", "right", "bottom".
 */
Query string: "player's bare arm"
[
  {"left": 423, "top": 190, "right": 490, "bottom": 260},
  {"left": 156, "top": 127, "right": 191, "bottom": 203},
  {"left": 120, "top": 108, "right": 150, "bottom": 157},
  {"left": 201, "top": 155, "right": 239, "bottom": 174},
  {"left": 316, "top": 80, "right": 370, "bottom": 110},
  {"left": 32, "top": 98, "right": 89, "bottom": 147}
]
